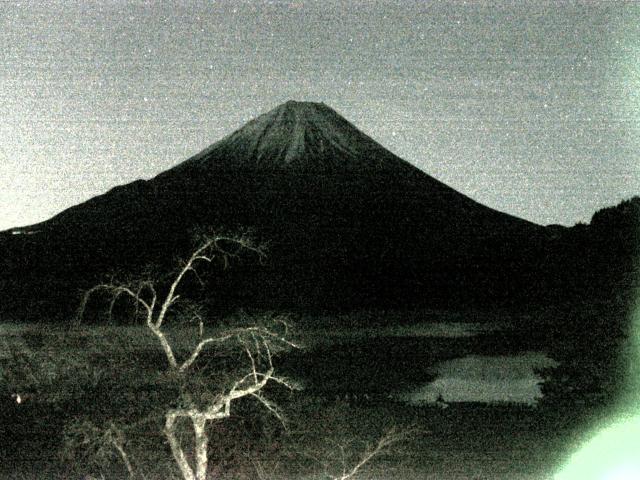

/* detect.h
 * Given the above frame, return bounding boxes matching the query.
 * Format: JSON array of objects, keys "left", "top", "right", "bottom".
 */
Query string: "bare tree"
[
  {"left": 64, "top": 420, "right": 137, "bottom": 480},
  {"left": 299, "top": 426, "right": 414, "bottom": 480},
  {"left": 328, "top": 427, "right": 409, "bottom": 480},
  {"left": 77, "top": 233, "right": 300, "bottom": 480}
]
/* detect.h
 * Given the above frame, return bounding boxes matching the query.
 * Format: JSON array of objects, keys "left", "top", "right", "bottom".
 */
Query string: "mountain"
[
  {"left": 1, "top": 101, "right": 557, "bottom": 320},
  {"left": 177, "top": 100, "right": 414, "bottom": 172}
]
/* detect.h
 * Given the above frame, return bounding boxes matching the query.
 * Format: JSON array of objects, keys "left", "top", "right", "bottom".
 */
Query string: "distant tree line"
[{"left": 537, "top": 197, "right": 640, "bottom": 409}]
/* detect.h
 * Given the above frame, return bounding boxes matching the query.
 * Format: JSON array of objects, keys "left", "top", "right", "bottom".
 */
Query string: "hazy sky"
[{"left": 1, "top": 0, "right": 639, "bottom": 230}]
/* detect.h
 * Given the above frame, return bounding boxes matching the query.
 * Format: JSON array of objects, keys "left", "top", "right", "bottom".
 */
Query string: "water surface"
[{"left": 403, "top": 352, "right": 558, "bottom": 405}]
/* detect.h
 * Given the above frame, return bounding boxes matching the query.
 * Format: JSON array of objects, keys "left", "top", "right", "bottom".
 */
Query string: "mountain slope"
[{"left": 1, "top": 101, "right": 547, "bottom": 320}]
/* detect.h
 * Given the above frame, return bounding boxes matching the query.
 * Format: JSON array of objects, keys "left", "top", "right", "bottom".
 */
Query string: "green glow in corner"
[
  {"left": 555, "top": 291, "right": 640, "bottom": 479},
  {"left": 554, "top": 415, "right": 640, "bottom": 480}
]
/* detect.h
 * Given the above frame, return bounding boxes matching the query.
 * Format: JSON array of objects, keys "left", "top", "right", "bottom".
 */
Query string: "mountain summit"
[{"left": 176, "top": 100, "right": 417, "bottom": 174}]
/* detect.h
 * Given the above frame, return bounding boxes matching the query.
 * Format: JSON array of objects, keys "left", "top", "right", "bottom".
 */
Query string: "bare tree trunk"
[
  {"left": 193, "top": 415, "right": 209, "bottom": 480},
  {"left": 165, "top": 413, "right": 196, "bottom": 480}
]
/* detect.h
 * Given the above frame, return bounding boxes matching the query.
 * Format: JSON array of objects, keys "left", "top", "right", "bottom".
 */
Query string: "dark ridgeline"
[{"left": 0, "top": 101, "right": 637, "bottom": 321}]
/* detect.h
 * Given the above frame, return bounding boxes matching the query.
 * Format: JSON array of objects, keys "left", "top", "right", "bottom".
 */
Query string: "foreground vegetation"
[{"left": 1, "top": 317, "right": 619, "bottom": 480}]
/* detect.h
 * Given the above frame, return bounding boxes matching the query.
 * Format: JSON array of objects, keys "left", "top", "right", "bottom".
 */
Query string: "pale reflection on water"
[{"left": 403, "top": 352, "right": 559, "bottom": 405}]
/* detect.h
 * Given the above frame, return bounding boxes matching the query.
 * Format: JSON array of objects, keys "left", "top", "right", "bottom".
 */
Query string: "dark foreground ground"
[
  {"left": 0, "top": 398, "right": 608, "bottom": 480},
  {"left": 0, "top": 318, "right": 621, "bottom": 479}
]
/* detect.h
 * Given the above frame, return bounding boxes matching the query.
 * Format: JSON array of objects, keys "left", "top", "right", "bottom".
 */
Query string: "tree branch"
[
  {"left": 331, "top": 427, "right": 411, "bottom": 480},
  {"left": 106, "top": 424, "right": 136, "bottom": 480}
]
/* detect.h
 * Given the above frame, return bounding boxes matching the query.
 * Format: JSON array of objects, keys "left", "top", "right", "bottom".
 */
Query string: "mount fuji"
[{"left": 1, "top": 101, "right": 550, "bottom": 320}]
